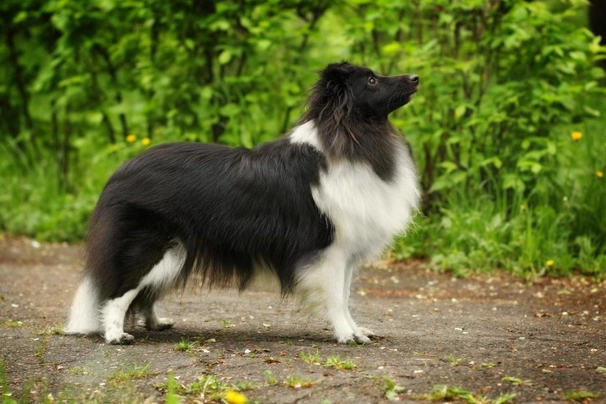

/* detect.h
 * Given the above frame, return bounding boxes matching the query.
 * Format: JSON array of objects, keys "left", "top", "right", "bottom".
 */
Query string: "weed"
[
  {"left": 480, "top": 362, "right": 497, "bottom": 369},
  {"left": 383, "top": 377, "right": 407, "bottom": 401},
  {"left": 263, "top": 370, "right": 277, "bottom": 385},
  {"left": 1, "top": 359, "right": 16, "bottom": 404},
  {"left": 324, "top": 355, "right": 356, "bottom": 370},
  {"left": 502, "top": 376, "right": 532, "bottom": 386},
  {"left": 174, "top": 337, "right": 196, "bottom": 352},
  {"left": 449, "top": 354, "right": 467, "bottom": 366},
  {"left": 158, "top": 374, "right": 254, "bottom": 402},
  {"left": 34, "top": 336, "right": 49, "bottom": 362},
  {"left": 419, "top": 384, "right": 515, "bottom": 404},
  {"left": 68, "top": 366, "right": 88, "bottom": 376},
  {"left": 284, "top": 375, "right": 317, "bottom": 389},
  {"left": 300, "top": 351, "right": 321, "bottom": 364},
  {"left": 492, "top": 394, "right": 518, "bottom": 404},
  {"left": 165, "top": 372, "right": 182, "bottom": 404},
  {"left": 231, "top": 380, "right": 255, "bottom": 391},
  {"left": 37, "top": 323, "right": 64, "bottom": 335},
  {"left": 4, "top": 320, "right": 23, "bottom": 328},
  {"left": 108, "top": 363, "right": 155, "bottom": 386},
  {"left": 564, "top": 390, "right": 600, "bottom": 402},
  {"left": 222, "top": 320, "right": 234, "bottom": 329}
]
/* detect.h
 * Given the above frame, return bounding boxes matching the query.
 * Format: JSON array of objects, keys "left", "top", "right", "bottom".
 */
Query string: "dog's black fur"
[{"left": 87, "top": 140, "right": 333, "bottom": 301}]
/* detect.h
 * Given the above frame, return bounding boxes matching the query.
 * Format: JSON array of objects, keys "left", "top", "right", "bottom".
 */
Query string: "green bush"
[{"left": 0, "top": 0, "right": 604, "bottom": 276}]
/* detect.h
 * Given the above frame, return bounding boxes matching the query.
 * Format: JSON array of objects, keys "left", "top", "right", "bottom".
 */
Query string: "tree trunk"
[{"left": 589, "top": 0, "right": 606, "bottom": 71}]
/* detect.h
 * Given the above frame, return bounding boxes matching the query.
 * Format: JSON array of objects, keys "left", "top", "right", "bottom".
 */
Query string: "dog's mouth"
[{"left": 402, "top": 88, "right": 418, "bottom": 101}]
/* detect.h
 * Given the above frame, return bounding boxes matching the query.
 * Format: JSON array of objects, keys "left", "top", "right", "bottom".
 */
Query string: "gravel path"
[{"left": 1, "top": 237, "right": 604, "bottom": 403}]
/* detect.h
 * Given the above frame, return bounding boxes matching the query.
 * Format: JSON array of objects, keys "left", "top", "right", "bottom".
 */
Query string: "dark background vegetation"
[{"left": 1, "top": 0, "right": 605, "bottom": 277}]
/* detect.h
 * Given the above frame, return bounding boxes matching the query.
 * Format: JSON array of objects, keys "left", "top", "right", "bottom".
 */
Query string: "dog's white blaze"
[
  {"left": 289, "top": 120, "right": 322, "bottom": 149},
  {"left": 290, "top": 120, "right": 420, "bottom": 342},
  {"left": 101, "top": 245, "right": 184, "bottom": 342},
  {"left": 65, "top": 276, "right": 101, "bottom": 334},
  {"left": 314, "top": 152, "right": 420, "bottom": 259},
  {"left": 290, "top": 120, "right": 420, "bottom": 258}
]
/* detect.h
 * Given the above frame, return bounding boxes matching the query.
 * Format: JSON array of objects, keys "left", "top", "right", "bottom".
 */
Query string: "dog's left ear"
[{"left": 320, "top": 62, "right": 355, "bottom": 91}]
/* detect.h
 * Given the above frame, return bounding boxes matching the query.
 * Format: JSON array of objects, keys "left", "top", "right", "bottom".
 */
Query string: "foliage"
[{"left": 0, "top": 0, "right": 604, "bottom": 275}]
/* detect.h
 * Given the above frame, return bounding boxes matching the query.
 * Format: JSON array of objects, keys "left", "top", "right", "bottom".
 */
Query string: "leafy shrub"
[{"left": 0, "top": 0, "right": 604, "bottom": 275}]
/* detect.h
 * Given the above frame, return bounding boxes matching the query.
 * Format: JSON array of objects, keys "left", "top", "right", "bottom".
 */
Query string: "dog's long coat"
[{"left": 66, "top": 62, "right": 420, "bottom": 344}]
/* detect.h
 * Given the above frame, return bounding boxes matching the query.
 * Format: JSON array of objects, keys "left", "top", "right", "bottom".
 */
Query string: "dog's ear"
[{"left": 320, "top": 62, "right": 355, "bottom": 91}]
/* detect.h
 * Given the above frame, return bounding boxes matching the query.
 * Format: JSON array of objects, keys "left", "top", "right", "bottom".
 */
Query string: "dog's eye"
[{"left": 368, "top": 77, "right": 377, "bottom": 85}]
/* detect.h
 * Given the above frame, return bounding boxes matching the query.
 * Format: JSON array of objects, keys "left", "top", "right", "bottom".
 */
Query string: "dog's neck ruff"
[{"left": 289, "top": 120, "right": 420, "bottom": 261}]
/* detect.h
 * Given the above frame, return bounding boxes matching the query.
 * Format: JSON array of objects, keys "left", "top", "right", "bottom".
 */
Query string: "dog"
[{"left": 65, "top": 62, "right": 420, "bottom": 344}]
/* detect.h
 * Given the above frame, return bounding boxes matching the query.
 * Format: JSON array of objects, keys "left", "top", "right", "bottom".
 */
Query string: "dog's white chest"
[{"left": 312, "top": 147, "right": 420, "bottom": 259}]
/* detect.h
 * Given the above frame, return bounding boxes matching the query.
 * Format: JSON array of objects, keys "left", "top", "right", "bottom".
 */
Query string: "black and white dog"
[{"left": 65, "top": 62, "right": 420, "bottom": 344}]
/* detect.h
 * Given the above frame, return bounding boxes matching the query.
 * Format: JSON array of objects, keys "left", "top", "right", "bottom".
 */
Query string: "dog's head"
[{"left": 315, "top": 61, "right": 418, "bottom": 120}]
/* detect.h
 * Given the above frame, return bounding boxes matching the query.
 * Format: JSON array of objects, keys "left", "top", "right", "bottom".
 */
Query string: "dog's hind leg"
[
  {"left": 136, "top": 245, "right": 184, "bottom": 330},
  {"left": 65, "top": 276, "right": 101, "bottom": 335},
  {"left": 102, "top": 248, "right": 183, "bottom": 344},
  {"left": 139, "top": 302, "right": 174, "bottom": 331},
  {"left": 101, "top": 288, "right": 141, "bottom": 344},
  {"left": 108, "top": 244, "right": 184, "bottom": 342}
]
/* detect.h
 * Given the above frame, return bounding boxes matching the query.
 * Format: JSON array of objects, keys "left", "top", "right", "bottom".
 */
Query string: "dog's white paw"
[
  {"left": 146, "top": 317, "right": 174, "bottom": 331},
  {"left": 335, "top": 332, "right": 371, "bottom": 344},
  {"left": 106, "top": 333, "right": 135, "bottom": 345},
  {"left": 353, "top": 332, "right": 371, "bottom": 344},
  {"left": 356, "top": 327, "right": 375, "bottom": 337}
]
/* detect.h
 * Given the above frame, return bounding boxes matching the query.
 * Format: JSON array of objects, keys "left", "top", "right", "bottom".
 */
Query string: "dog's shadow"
[{"left": 78, "top": 326, "right": 340, "bottom": 346}]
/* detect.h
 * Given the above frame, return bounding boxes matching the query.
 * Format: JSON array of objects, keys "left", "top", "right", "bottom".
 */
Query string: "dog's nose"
[{"left": 408, "top": 75, "right": 419, "bottom": 84}]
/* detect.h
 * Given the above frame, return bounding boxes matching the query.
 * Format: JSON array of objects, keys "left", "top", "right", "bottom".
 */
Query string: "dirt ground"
[{"left": 0, "top": 236, "right": 604, "bottom": 403}]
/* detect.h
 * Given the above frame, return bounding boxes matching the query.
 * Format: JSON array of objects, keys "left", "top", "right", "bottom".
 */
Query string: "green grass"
[
  {"left": 263, "top": 370, "right": 277, "bottom": 385},
  {"left": 1, "top": 358, "right": 17, "bottom": 404},
  {"left": 418, "top": 384, "right": 516, "bottom": 404},
  {"left": 323, "top": 355, "right": 356, "bottom": 370},
  {"left": 68, "top": 366, "right": 89, "bottom": 376},
  {"left": 480, "top": 362, "right": 497, "bottom": 369},
  {"left": 501, "top": 376, "right": 532, "bottom": 386},
  {"left": 283, "top": 375, "right": 318, "bottom": 389},
  {"left": 299, "top": 352, "right": 356, "bottom": 370},
  {"left": 108, "top": 363, "right": 155, "bottom": 386},
  {"left": 564, "top": 390, "right": 600, "bottom": 402},
  {"left": 174, "top": 337, "right": 197, "bottom": 352},
  {"left": 157, "top": 374, "right": 255, "bottom": 401},
  {"left": 300, "top": 351, "right": 321, "bottom": 364},
  {"left": 383, "top": 377, "right": 407, "bottom": 401},
  {"left": 449, "top": 354, "right": 467, "bottom": 366}
]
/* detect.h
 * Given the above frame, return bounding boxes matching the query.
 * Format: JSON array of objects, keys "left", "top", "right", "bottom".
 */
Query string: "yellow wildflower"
[
  {"left": 126, "top": 134, "right": 137, "bottom": 143},
  {"left": 597, "top": 171, "right": 604, "bottom": 178},
  {"left": 545, "top": 260, "right": 554, "bottom": 267},
  {"left": 141, "top": 138, "right": 151, "bottom": 146},
  {"left": 570, "top": 131, "right": 582, "bottom": 141},
  {"left": 225, "top": 390, "right": 247, "bottom": 404}
]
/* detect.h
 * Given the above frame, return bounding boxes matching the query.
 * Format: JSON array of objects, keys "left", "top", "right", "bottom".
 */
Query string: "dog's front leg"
[
  {"left": 343, "top": 264, "right": 374, "bottom": 343},
  {"left": 298, "top": 248, "right": 368, "bottom": 344}
]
